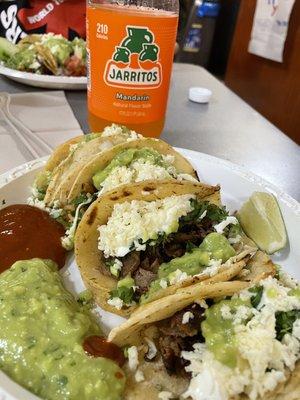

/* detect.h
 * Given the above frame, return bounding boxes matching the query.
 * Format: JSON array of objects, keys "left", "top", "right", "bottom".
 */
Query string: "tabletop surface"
[{"left": 0, "top": 63, "right": 299, "bottom": 200}]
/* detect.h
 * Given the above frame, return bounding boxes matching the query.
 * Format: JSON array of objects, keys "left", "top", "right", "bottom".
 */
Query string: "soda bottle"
[{"left": 87, "top": 0, "right": 179, "bottom": 137}]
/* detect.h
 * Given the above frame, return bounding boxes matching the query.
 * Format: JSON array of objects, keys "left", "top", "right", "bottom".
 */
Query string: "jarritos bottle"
[{"left": 87, "top": 0, "right": 179, "bottom": 137}]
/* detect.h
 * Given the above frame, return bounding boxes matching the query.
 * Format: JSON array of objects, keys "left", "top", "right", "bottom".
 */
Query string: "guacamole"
[
  {"left": 199, "top": 233, "right": 236, "bottom": 262},
  {"left": 7, "top": 47, "right": 40, "bottom": 72},
  {"left": 43, "top": 37, "right": 72, "bottom": 65},
  {"left": 0, "top": 259, "right": 125, "bottom": 400},
  {"left": 92, "top": 147, "right": 169, "bottom": 189},
  {"left": 141, "top": 234, "right": 236, "bottom": 304},
  {"left": 202, "top": 298, "right": 250, "bottom": 368}
]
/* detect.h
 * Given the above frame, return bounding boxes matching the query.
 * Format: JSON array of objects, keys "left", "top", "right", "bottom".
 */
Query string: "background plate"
[
  {"left": 0, "top": 65, "right": 87, "bottom": 90},
  {"left": 0, "top": 149, "right": 299, "bottom": 400}
]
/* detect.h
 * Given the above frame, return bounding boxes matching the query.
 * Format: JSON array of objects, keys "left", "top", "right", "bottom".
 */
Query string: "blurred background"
[
  {"left": 175, "top": 0, "right": 299, "bottom": 145},
  {"left": 0, "top": 0, "right": 298, "bottom": 144}
]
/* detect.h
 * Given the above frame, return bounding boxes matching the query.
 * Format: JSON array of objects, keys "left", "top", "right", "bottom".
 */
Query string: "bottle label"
[{"left": 87, "top": 5, "right": 178, "bottom": 124}]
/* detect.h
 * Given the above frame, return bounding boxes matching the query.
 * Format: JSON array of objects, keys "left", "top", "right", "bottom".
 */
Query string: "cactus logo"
[{"left": 104, "top": 26, "right": 162, "bottom": 89}]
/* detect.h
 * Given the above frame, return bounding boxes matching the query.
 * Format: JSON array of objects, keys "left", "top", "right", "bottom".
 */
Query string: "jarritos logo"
[{"left": 104, "top": 26, "right": 162, "bottom": 89}]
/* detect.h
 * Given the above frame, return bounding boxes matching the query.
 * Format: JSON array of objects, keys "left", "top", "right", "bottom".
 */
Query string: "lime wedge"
[{"left": 237, "top": 192, "right": 287, "bottom": 254}]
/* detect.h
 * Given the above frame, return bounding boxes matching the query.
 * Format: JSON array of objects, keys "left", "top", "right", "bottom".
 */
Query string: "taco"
[
  {"left": 30, "top": 128, "right": 199, "bottom": 250},
  {"left": 43, "top": 125, "right": 143, "bottom": 205},
  {"left": 60, "top": 136, "right": 199, "bottom": 206},
  {"left": 29, "top": 124, "right": 140, "bottom": 206},
  {"left": 75, "top": 180, "right": 257, "bottom": 317},
  {"left": 108, "top": 265, "right": 300, "bottom": 400}
]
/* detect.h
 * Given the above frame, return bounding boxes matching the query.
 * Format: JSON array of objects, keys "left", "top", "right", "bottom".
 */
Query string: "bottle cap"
[{"left": 189, "top": 87, "right": 212, "bottom": 103}]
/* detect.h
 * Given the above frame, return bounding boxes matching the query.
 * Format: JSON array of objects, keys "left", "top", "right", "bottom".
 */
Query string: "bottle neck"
[{"left": 88, "top": 0, "right": 179, "bottom": 14}]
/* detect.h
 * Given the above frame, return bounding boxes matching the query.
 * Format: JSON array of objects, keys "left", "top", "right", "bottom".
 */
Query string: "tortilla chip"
[{"left": 75, "top": 180, "right": 221, "bottom": 317}]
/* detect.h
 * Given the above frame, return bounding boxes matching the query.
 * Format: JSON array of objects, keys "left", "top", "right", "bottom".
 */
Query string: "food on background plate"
[
  {"left": 75, "top": 180, "right": 258, "bottom": 317},
  {"left": 238, "top": 191, "right": 287, "bottom": 254},
  {"left": 29, "top": 124, "right": 198, "bottom": 249},
  {"left": 0, "top": 34, "right": 86, "bottom": 76},
  {"left": 108, "top": 272, "right": 300, "bottom": 400},
  {"left": 0, "top": 259, "right": 125, "bottom": 400},
  {"left": 0, "top": 204, "right": 66, "bottom": 272}
]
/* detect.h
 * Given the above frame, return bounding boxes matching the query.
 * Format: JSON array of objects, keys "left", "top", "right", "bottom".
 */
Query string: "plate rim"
[
  {"left": 1, "top": 149, "right": 298, "bottom": 214},
  {"left": 0, "top": 157, "right": 47, "bottom": 188},
  {"left": 0, "top": 64, "right": 87, "bottom": 84},
  {"left": 176, "top": 147, "right": 300, "bottom": 215}
]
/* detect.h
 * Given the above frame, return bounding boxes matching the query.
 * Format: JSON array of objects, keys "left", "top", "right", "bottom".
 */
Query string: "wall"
[{"left": 225, "top": 0, "right": 300, "bottom": 144}]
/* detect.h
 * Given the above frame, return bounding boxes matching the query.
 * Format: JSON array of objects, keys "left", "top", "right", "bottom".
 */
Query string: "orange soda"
[{"left": 87, "top": 1, "right": 179, "bottom": 137}]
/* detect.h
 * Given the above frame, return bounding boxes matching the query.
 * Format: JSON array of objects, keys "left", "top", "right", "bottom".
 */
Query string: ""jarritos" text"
[{"left": 104, "top": 25, "right": 162, "bottom": 89}]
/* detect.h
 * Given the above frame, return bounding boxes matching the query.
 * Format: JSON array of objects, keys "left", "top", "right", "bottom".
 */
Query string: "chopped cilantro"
[
  {"left": 249, "top": 286, "right": 263, "bottom": 308},
  {"left": 77, "top": 290, "right": 93, "bottom": 308},
  {"left": 275, "top": 310, "right": 300, "bottom": 341},
  {"left": 179, "top": 200, "right": 228, "bottom": 226},
  {"left": 228, "top": 223, "right": 242, "bottom": 238},
  {"left": 186, "top": 241, "right": 197, "bottom": 252},
  {"left": 84, "top": 132, "right": 100, "bottom": 142},
  {"left": 110, "top": 276, "right": 136, "bottom": 304},
  {"left": 105, "top": 259, "right": 121, "bottom": 277},
  {"left": 71, "top": 193, "right": 90, "bottom": 207}
]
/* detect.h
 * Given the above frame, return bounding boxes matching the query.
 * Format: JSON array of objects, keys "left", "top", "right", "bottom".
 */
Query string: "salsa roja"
[
  {"left": 83, "top": 335, "right": 126, "bottom": 368},
  {"left": 0, "top": 204, "right": 66, "bottom": 272}
]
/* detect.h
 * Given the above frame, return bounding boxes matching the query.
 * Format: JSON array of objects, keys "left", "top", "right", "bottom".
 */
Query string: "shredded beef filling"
[
  {"left": 156, "top": 304, "right": 206, "bottom": 376},
  {"left": 114, "top": 217, "right": 214, "bottom": 292}
]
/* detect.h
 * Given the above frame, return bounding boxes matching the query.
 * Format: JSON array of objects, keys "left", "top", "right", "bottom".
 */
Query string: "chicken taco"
[
  {"left": 108, "top": 265, "right": 300, "bottom": 400},
  {"left": 75, "top": 180, "right": 257, "bottom": 317}
]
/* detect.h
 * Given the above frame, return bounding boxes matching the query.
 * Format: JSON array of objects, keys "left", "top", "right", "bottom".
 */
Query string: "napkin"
[
  {"left": 248, "top": 0, "right": 295, "bottom": 62},
  {"left": 0, "top": 91, "right": 83, "bottom": 174}
]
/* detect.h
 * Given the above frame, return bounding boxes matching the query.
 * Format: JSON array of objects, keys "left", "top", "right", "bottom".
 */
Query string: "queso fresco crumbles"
[{"left": 0, "top": 259, "right": 125, "bottom": 400}]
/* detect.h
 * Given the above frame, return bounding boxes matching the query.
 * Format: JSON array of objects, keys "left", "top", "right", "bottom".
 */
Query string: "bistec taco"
[
  {"left": 30, "top": 126, "right": 198, "bottom": 250},
  {"left": 108, "top": 264, "right": 300, "bottom": 400},
  {"left": 75, "top": 180, "right": 257, "bottom": 317}
]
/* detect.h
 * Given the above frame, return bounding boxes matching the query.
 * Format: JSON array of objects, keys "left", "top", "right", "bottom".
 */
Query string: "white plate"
[
  {"left": 0, "top": 65, "right": 87, "bottom": 90},
  {"left": 0, "top": 149, "right": 299, "bottom": 400}
]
